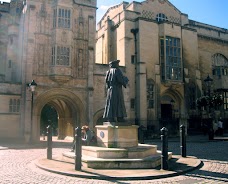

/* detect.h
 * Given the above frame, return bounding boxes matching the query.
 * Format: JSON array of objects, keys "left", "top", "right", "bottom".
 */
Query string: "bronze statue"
[{"left": 103, "top": 60, "right": 129, "bottom": 122}]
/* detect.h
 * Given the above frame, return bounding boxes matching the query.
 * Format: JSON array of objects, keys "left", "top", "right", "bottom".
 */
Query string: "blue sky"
[
  {"left": 97, "top": 0, "right": 228, "bottom": 29},
  {"left": 1, "top": 0, "right": 227, "bottom": 29}
]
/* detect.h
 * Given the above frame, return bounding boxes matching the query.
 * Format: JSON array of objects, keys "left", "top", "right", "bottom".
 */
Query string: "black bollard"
[
  {"left": 75, "top": 127, "right": 82, "bottom": 171},
  {"left": 47, "top": 125, "right": 52, "bottom": 160},
  {"left": 180, "top": 125, "right": 186, "bottom": 157},
  {"left": 161, "top": 127, "right": 168, "bottom": 170}
]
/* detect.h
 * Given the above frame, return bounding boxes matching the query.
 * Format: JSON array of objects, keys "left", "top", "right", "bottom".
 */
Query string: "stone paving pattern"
[{"left": 0, "top": 135, "right": 227, "bottom": 184}]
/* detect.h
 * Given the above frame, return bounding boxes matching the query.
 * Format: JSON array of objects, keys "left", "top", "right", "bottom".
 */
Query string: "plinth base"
[
  {"left": 95, "top": 124, "right": 139, "bottom": 148},
  {"left": 63, "top": 147, "right": 172, "bottom": 169}
]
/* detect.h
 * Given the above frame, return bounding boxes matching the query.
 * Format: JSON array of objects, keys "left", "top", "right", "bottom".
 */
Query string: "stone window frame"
[
  {"left": 156, "top": 13, "right": 168, "bottom": 23},
  {"left": 9, "top": 99, "right": 20, "bottom": 113},
  {"left": 53, "top": 8, "right": 71, "bottom": 29},
  {"left": 51, "top": 45, "right": 70, "bottom": 66},
  {"left": 160, "top": 36, "right": 182, "bottom": 81},
  {"left": 56, "top": 7, "right": 71, "bottom": 29},
  {"left": 212, "top": 53, "right": 228, "bottom": 78}
]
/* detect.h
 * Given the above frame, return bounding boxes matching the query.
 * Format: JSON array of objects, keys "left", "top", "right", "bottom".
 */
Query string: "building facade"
[
  {"left": 0, "top": 0, "right": 97, "bottom": 141},
  {"left": 0, "top": 0, "right": 228, "bottom": 142},
  {"left": 95, "top": 0, "right": 228, "bottom": 136}
]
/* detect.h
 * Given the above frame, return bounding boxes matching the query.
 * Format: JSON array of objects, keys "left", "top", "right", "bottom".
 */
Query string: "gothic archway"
[
  {"left": 33, "top": 88, "right": 85, "bottom": 141},
  {"left": 160, "top": 88, "right": 184, "bottom": 135}
]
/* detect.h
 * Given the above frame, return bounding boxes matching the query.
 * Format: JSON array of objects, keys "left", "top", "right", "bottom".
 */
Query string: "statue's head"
[{"left": 109, "top": 60, "right": 120, "bottom": 68}]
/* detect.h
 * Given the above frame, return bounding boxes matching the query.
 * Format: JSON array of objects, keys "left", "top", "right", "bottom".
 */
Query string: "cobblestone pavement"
[{"left": 0, "top": 137, "right": 227, "bottom": 184}]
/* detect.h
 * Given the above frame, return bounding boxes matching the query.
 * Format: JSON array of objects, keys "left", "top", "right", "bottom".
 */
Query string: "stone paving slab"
[{"left": 35, "top": 155, "right": 202, "bottom": 180}]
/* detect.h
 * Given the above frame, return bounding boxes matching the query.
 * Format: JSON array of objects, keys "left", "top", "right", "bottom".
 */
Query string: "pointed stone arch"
[
  {"left": 161, "top": 87, "right": 184, "bottom": 105},
  {"left": 32, "top": 88, "right": 86, "bottom": 141}
]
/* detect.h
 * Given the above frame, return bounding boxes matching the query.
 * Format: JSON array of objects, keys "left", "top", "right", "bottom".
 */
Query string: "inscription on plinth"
[{"left": 95, "top": 124, "right": 139, "bottom": 148}]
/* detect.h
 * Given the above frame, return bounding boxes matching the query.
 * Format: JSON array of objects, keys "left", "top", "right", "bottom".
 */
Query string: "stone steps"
[{"left": 63, "top": 144, "right": 172, "bottom": 169}]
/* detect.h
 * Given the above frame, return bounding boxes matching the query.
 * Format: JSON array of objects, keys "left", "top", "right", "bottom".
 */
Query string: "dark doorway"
[
  {"left": 161, "top": 104, "right": 172, "bottom": 119},
  {"left": 160, "top": 104, "right": 178, "bottom": 135},
  {"left": 40, "top": 104, "right": 58, "bottom": 136}
]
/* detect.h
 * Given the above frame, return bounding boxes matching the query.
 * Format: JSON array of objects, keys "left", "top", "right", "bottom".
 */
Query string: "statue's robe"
[{"left": 103, "top": 67, "right": 128, "bottom": 120}]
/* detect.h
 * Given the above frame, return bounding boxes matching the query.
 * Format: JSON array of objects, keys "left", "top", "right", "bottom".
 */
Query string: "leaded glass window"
[
  {"left": 156, "top": 13, "right": 168, "bottom": 22},
  {"left": 53, "top": 8, "right": 71, "bottom": 29},
  {"left": 56, "top": 46, "right": 70, "bottom": 65},
  {"left": 212, "top": 54, "right": 228, "bottom": 77},
  {"left": 51, "top": 46, "right": 70, "bottom": 66},
  {"left": 58, "top": 8, "right": 71, "bottom": 28},
  {"left": 160, "top": 36, "right": 182, "bottom": 81},
  {"left": 9, "top": 99, "right": 20, "bottom": 113}
]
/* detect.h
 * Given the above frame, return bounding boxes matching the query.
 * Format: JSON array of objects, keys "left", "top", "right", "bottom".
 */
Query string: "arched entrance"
[
  {"left": 40, "top": 104, "right": 58, "bottom": 136},
  {"left": 33, "top": 88, "right": 86, "bottom": 141},
  {"left": 160, "top": 89, "right": 183, "bottom": 135}
]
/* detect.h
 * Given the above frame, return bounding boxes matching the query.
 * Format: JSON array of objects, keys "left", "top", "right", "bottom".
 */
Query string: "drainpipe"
[{"left": 131, "top": 28, "right": 139, "bottom": 125}]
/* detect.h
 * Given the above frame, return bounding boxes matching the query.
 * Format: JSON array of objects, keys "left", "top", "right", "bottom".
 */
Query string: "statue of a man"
[{"left": 103, "top": 60, "right": 129, "bottom": 122}]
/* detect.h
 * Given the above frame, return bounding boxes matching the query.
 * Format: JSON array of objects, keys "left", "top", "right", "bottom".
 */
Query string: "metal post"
[
  {"left": 47, "top": 125, "right": 52, "bottom": 160},
  {"left": 75, "top": 127, "right": 82, "bottom": 171},
  {"left": 28, "top": 80, "right": 37, "bottom": 143},
  {"left": 180, "top": 125, "right": 186, "bottom": 157},
  {"left": 161, "top": 127, "right": 168, "bottom": 170},
  {"left": 30, "top": 91, "right": 34, "bottom": 143}
]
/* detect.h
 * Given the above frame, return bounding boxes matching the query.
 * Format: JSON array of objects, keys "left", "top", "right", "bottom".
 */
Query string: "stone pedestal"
[{"left": 95, "top": 124, "right": 139, "bottom": 148}]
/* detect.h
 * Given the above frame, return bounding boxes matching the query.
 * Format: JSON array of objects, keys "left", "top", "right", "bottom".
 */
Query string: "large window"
[
  {"left": 9, "top": 99, "right": 20, "bottom": 113},
  {"left": 212, "top": 54, "right": 228, "bottom": 77},
  {"left": 53, "top": 8, "right": 71, "bottom": 29},
  {"left": 51, "top": 46, "right": 70, "bottom": 66},
  {"left": 160, "top": 36, "right": 182, "bottom": 81}
]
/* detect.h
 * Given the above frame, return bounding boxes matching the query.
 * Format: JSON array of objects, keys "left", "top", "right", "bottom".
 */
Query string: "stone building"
[
  {"left": 0, "top": 0, "right": 227, "bottom": 142},
  {"left": 95, "top": 0, "right": 228, "bottom": 136},
  {"left": 0, "top": 0, "right": 97, "bottom": 142}
]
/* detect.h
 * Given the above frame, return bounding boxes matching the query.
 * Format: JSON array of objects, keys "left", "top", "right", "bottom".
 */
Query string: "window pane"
[
  {"left": 160, "top": 38, "right": 164, "bottom": 46},
  {"left": 177, "top": 39, "right": 180, "bottom": 47},
  {"left": 166, "top": 46, "right": 169, "bottom": 56},
  {"left": 58, "top": 9, "right": 61, "bottom": 17},
  {"left": 55, "top": 46, "right": 70, "bottom": 66},
  {"left": 177, "top": 48, "right": 180, "bottom": 57},
  {"left": 173, "top": 38, "right": 177, "bottom": 46},
  {"left": 162, "top": 36, "right": 182, "bottom": 81},
  {"left": 169, "top": 47, "right": 173, "bottom": 56},
  {"left": 17, "top": 99, "right": 20, "bottom": 112},
  {"left": 166, "top": 38, "right": 169, "bottom": 46}
]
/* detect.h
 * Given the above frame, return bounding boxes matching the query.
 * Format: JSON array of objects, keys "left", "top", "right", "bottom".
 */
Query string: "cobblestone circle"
[{"left": 0, "top": 138, "right": 227, "bottom": 184}]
